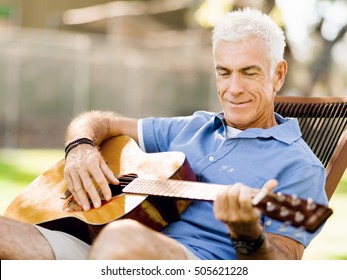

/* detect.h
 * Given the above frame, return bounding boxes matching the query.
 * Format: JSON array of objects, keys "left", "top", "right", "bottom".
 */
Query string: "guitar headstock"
[{"left": 252, "top": 191, "right": 333, "bottom": 233}]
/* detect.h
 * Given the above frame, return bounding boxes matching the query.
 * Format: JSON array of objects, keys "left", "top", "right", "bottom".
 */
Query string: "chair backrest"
[{"left": 274, "top": 95, "right": 347, "bottom": 201}]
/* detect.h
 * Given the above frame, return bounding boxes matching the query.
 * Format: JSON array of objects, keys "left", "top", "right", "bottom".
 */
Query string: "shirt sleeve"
[
  {"left": 263, "top": 163, "right": 327, "bottom": 247},
  {"left": 137, "top": 119, "right": 146, "bottom": 151},
  {"left": 140, "top": 115, "right": 194, "bottom": 153}
]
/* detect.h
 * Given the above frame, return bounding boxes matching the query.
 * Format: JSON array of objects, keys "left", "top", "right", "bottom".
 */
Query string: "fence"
[{"left": 0, "top": 27, "right": 217, "bottom": 148}]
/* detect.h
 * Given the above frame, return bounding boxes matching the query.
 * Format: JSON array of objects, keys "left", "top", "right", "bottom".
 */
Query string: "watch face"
[
  {"left": 232, "top": 233, "right": 264, "bottom": 255},
  {"left": 235, "top": 244, "right": 253, "bottom": 255}
]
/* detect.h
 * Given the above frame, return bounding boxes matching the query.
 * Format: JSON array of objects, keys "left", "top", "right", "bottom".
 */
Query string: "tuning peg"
[
  {"left": 307, "top": 198, "right": 317, "bottom": 211},
  {"left": 276, "top": 192, "right": 286, "bottom": 202},
  {"left": 266, "top": 201, "right": 276, "bottom": 212},
  {"left": 280, "top": 206, "right": 290, "bottom": 217},
  {"left": 290, "top": 194, "right": 301, "bottom": 206},
  {"left": 294, "top": 211, "right": 305, "bottom": 223}
]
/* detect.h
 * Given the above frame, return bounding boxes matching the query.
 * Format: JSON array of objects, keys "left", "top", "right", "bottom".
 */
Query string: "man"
[{"left": 0, "top": 8, "right": 327, "bottom": 260}]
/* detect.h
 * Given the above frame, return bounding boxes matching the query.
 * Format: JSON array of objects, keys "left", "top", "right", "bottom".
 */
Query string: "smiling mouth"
[{"left": 228, "top": 100, "right": 251, "bottom": 106}]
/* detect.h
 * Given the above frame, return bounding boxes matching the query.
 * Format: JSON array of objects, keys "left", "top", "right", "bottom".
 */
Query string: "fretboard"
[{"left": 122, "top": 178, "right": 229, "bottom": 201}]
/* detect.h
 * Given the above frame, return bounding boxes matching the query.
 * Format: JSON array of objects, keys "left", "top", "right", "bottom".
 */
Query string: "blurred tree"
[{"left": 308, "top": 0, "right": 347, "bottom": 96}]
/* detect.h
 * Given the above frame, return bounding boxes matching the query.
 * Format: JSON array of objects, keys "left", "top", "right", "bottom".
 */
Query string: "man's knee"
[
  {"left": 89, "top": 219, "right": 151, "bottom": 259},
  {"left": 105, "top": 219, "right": 144, "bottom": 232},
  {"left": 100, "top": 219, "right": 149, "bottom": 241},
  {"left": 89, "top": 219, "right": 188, "bottom": 260}
]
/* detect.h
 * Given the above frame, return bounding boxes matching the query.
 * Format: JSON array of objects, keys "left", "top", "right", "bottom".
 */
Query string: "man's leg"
[
  {"left": 0, "top": 216, "right": 55, "bottom": 260},
  {"left": 89, "top": 219, "right": 188, "bottom": 260}
]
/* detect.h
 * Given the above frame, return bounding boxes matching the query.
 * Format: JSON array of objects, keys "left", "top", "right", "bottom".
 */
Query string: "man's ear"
[{"left": 273, "top": 60, "right": 287, "bottom": 92}]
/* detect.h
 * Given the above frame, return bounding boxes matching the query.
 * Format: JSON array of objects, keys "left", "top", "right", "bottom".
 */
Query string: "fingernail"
[
  {"left": 106, "top": 195, "right": 112, "bottom": 201},
  {"left": 83, "top": 204, "right": 90, "bottom": 211},
  {"left": 94, "top": 201, "right": 101, "bottom": 208}
]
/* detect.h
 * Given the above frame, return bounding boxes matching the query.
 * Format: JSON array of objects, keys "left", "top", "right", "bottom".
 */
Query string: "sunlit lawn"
[
  {"left": 0, "top": 149, "right": 64, "bottom": 215},
  {"left": 0, "top": 148, "right": 346, "bottom": 260}
]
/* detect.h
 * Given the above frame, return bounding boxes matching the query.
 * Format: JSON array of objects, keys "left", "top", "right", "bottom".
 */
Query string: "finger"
[
  {"left": 214, "top": 191, "right": 229, "bottom": 220},
  {"left": 65, "top": 173, "right": 82, "bottom": 206},
  {"left": 261, "top": 179, "right": 278, "bottom": 192},
  {"left": 252, "top": 179, "right": 279, "bottom": 205},
  {"left": 70, "top": 171, "right": 91, "bottom": 211},
  {"left": 238, "top": 185, "right": 256, "bottom": 214},
  {"left": 214, "top": 184, "right": 241, "bottom": 222},
  {"left": 227, "top": 183, "right": 242, "bottom": 211},
  {"left": 100, "top": 160, "right": 119, "bottom": 185},
  {"left": 79, "top": 169, "right": 102, "bottom": 209},
  {"left": 91, "top": 164, "right": 113, "bottom": 201}
]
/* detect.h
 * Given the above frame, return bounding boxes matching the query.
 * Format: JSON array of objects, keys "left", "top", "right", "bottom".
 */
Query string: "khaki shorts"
[{"left": 35, "top": 225, "right": 199, "bottom": 260}]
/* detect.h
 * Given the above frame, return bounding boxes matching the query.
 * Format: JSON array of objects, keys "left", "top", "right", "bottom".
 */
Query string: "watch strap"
[{"left": 231, "top": 233, "right": 265, "bottom": 255}]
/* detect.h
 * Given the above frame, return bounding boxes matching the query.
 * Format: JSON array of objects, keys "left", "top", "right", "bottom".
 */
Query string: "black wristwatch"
[{"left": 231, "top": 233, "right": 265, "bottom": 255}]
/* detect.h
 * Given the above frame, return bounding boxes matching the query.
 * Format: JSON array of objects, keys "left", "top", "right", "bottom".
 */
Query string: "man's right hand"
[{"left": 64, "top": 144, "right": 119, "bottom": 211}]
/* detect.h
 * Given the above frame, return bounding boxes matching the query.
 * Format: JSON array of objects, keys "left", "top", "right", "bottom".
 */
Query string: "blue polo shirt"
[{"left": 139, "top": 111, "right": 327, "bottom": 259}]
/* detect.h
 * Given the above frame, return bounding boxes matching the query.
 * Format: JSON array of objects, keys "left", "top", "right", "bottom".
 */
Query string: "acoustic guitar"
[{"left": 4, "top": 136, "right": 333, "bottom": 244}]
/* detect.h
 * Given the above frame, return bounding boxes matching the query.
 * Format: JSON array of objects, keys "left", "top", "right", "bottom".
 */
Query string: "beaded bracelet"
[{"left": 64, "top": 138, "right": 95, "bottom": 159}]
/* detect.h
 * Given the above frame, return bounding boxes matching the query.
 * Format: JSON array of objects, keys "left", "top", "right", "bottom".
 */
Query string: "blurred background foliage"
[
  {"left": 0, "top": 0, "right": 347, "bottom": 148},
  {"left": 0, "top": 0, "right": 346, "bottom": 260}
]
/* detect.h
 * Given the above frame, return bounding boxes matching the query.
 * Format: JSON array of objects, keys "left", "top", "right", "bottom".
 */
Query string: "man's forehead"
[
  {"left": 214, "top": 37, "right": 268, "bottom": 49},
  {"left": 213, "top": 39, "right": 270, "bottom": 70}
]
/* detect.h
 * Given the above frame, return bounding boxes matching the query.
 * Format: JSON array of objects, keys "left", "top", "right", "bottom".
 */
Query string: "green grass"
[
  {"left": 303, "top": 193, "right": 347, "bottom": 260},
  {"left": 0, "top": 148, "right": 346, "bottom": 259},
  {"left": 0, "top": 149, "right": 64, "bottom": 214}
]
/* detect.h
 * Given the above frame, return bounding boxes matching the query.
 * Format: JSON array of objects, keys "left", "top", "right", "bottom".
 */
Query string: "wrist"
[
  {"left": 231, "top": 233, "right": 265, "bottom": 255},
  {"left": 64, "top": 137, "right": 95, "bottom": 159},
  {"left": 228, "top": 223, "right": 263, "bottom": 241}
]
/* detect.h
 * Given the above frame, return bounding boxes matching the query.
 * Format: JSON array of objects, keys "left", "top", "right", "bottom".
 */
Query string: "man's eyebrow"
[
  {"left": 242, "top": 65, "right": 262, "bottom": 72},
  {"left": 215, "top": 65, "right": 263, "bottom": 71},
  {"left": 215, "top": 65, "right": 228, "bottom": 71}
]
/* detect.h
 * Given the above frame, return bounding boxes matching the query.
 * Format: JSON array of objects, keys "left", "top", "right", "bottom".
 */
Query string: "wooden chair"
[{"left": 274, "top": 95, "right": 347, "bottom": 201}]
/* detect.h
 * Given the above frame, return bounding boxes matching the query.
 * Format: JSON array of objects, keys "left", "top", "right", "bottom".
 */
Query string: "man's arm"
[
  {"left": 64, "top": 110, "right": 138, "bottom": 211},
  {"left": 214, "top": 180, "right": 305, "bottom": 259},
  {"left": 65, "top": 110, "right": 138, "bottom": 145},
  {"left": 252, "top": 232, "right": 304, "bottom": 260}
]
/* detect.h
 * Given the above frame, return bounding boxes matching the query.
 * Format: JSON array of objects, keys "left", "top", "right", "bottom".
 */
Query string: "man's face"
[{"left": 214, "top": 38, "right": 286, "bottom": 129}]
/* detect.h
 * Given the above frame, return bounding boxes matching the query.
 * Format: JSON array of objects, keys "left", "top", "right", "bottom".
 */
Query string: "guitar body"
[{"left": 4, "top": 136, "right": 196, "bottom": 243}]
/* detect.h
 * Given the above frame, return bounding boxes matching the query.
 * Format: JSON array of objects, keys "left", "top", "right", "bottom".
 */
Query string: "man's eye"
[
  {"left": 245, "top": 72, "right": 257, "bottom": 77},
  {"left": 218, "top": 71, "right": 229, "bottom": 76}
]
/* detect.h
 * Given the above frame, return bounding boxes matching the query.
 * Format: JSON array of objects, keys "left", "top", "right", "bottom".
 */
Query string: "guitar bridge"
[{"left": 60, "top": 189, "right": 72, "bottom": 200}]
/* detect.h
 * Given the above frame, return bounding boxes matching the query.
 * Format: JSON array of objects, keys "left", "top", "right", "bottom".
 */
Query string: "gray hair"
[{"left": 211, "top": 7, "right": 286, "bottom": 73}]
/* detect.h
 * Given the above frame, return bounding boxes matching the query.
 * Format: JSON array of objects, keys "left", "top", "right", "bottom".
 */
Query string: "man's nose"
[{"left": 227, "top": 74, "right": 244, "bottom": 95}]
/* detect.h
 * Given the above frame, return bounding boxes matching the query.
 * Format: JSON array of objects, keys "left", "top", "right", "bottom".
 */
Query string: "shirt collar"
[
  {"left": 213, "top": 113, "right": 302, "bottom": 145},
  {"left": 213, "top": 112, "right": 225, "bottom": 130}
]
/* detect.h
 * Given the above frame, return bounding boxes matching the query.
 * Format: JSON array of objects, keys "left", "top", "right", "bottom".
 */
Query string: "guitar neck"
[
  {"left": 122, "top": 178, "right": 228, "bottom": 201},
  {"left": 122, "top": 177, "right": 333, "bottom": 233}
]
